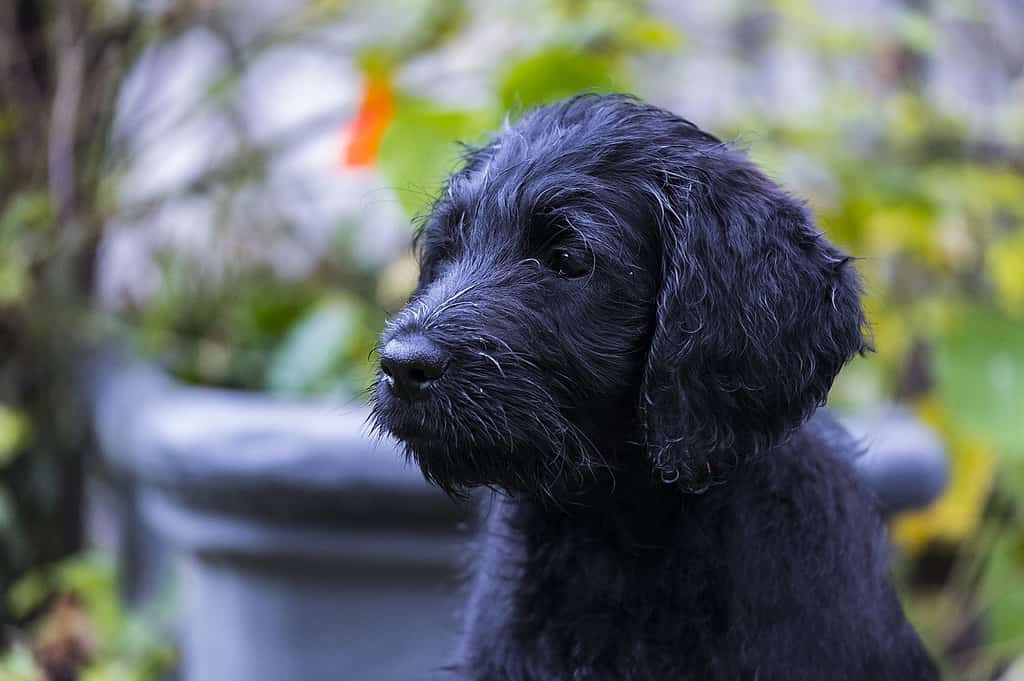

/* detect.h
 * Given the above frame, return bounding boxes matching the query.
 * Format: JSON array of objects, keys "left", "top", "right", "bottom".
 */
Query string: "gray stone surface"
[
  {"left": 87, "top": 352, "right": 467, "bottom": 681},
  {"left": 838, "top": 406, "right": 950, "bottom": 515}
]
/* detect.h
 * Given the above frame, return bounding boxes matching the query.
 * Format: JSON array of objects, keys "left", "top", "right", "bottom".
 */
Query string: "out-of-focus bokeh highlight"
[{"left": 0, "top": 1, "right": 1021, "bottom": 680}]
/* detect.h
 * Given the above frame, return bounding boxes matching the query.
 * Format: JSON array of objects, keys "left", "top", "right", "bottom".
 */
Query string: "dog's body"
[
  {"left": 454, "top": 412, "right": 934, "bottom": 680},
  {"left": 372, "top": 94, "right": 937, "bottom": 680}
]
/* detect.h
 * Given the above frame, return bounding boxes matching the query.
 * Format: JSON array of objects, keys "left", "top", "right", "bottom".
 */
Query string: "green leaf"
[
  {"left": 377, "top": 98, "right": 494, "bottom": 216},
  {"left": 266, "top": 297, "right": 363, "bottom": 396},
  {"left": 0, "top": 254, "right": 28, "bottom": 305},
  {"left": 8, "top": 566, "right": 51, "bottom": 618},
  {"left": 496, "top": 46, "right": 624, "bottom": 113},
  {"left": 0, "top": 642, "right": 39, "bottom": 681},
  {"left": 934, "top": 307, "right": 1024, "bottom": 462},
  {"left": 55, "top": 553, "right": 121, "bottom": 639},
  {"left": 980, "top": 532, "right": 1024, "bottom": 647},
  {"left": 0, "top": 404, "right": 29, "bottom": 468},
  {"left": 620, "top": 17, "right": 683, "bottom": 51},
  {"left": 987, "top": 229, "right": 1024, "bottom": 315},
  {"left": 0, "top": 191, "right": 52, "bottom": 234},
  {"left": 896, "top": 10, "right": 938, "bottom": 53},
  {"left": 0, "top": 191, "right": 50, "bottom": 306}
]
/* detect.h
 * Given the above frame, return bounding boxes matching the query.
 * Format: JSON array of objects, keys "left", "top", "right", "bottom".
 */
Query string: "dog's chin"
[
  {"left": 371, "top": 377, "right": 600, "bottom": 498},
  {"left": 407, "top": 445, "right": 507, "bottom": 497},
  {"left": 386, "top": 426, "right": 533, "bottom": 497},
  {"left": 398, "top": 433, "right": 600, "bottom": 501},
  {"left": 371, "top": 383, "right": 488, "bottom": 492}
]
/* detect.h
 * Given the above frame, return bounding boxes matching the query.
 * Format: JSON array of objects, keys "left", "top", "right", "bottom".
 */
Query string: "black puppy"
[{"left": 371, "top": 94, "right": 936, "bottom": 681}]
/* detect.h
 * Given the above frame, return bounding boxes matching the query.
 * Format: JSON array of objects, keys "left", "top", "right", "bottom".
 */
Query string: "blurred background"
[{"left": 0, "top": 1, "right": 1022, "bottom": 680}]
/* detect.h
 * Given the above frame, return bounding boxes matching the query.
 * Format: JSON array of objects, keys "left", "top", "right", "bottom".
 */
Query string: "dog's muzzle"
[{"left": 379, "top": 332, "right": 449, "bottom": 401}]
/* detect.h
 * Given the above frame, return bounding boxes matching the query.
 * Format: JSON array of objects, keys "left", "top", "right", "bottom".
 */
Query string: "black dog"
[{"left": 371, "top": 94, "right": 937, "bottom": 681}]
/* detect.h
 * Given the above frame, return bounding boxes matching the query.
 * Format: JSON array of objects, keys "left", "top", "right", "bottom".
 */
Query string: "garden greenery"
[{"left": 0, "top": 1, "right": 1021, "bottom": 679}]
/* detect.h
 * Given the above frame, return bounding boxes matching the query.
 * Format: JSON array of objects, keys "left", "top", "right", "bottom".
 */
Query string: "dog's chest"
[{"left": 463, "top": 494, "right": 732, "bottom": 680}]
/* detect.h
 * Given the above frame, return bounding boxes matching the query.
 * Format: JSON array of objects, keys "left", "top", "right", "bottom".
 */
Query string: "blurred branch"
[
  {"left": 0, "top": 1, "right": 49, "bottom": 185},
  {"left": 117, "top": 106, "right": 350, "bottom": 220},
  {"left": 965, "top": 140, "right": 1024, "bottom": 174},
  {"left": 49, "top": 7, "right": 85, "bottom": 223},
  {"left": 909, "top": 131, "right": 1024, "bottom": 173}
]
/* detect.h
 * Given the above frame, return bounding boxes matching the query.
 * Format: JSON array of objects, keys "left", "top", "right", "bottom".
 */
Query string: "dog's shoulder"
[
  {"left": 733, "top": 410, "right": 874, "bottom": 508},
  {"left": 701, "top": 415, "right": 937, "bottom": 680},
  {"left": 722, "top": 416, "right": 881, "bottom": 553},
  {"left": 711, "top": 410, "right": 893, "bottom": 624}
]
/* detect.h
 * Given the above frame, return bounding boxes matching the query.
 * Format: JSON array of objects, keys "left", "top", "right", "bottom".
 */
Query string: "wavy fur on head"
[
  {"left": 372, "top": 93, "right": 868, "bottom": 494},
  {"left": 370, "top": 94, "right": 935, "bottom": 681},
  {"left": 634, "top": 120, "right": 870, "bottom": 490}
]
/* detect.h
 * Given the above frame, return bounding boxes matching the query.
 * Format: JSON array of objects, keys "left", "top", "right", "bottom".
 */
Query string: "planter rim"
[
  {"left": 87, "top": 350, "right": 462, "bottom": 525},
  {"left": 141, "top": 489, "right": 464, "bottom": 567},
  {"left": 87, "top": 350, "right": 948, "bottom": 523}
]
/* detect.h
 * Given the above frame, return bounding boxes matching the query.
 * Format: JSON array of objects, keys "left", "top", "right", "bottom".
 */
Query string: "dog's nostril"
[
  {"left": 379, "top": 334, "right": 448, "bottom": 400},
  {"left": 409, "top": 366, "right": 430, "bottom": 383}
]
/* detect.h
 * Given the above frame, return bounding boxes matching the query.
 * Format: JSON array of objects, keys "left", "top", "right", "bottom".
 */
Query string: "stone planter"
[
  {"left": 86, "top": 353, "right": 467, "bottom": 681},
  {"left": 84, "top": 352, "right": 947, "bottom": 681}
]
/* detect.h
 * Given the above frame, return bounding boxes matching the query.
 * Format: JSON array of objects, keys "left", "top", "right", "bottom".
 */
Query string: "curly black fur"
[{"left": 370, "top": 94, "right": 937, "bottom": 681}]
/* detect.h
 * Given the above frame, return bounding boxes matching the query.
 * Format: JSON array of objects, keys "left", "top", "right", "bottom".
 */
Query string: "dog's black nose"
[{"left": 380, "top": 334, "right": 448, "bottom": 401}]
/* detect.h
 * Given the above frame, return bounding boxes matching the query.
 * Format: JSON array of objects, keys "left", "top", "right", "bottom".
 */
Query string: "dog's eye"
[{"left": 547, "top": 248, "right": 591, "bottom": 279}]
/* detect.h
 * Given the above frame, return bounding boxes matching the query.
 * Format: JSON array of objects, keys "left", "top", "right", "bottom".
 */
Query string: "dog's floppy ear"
[{"left": 639, "top": 143, "right": 868, "bottom": 490}]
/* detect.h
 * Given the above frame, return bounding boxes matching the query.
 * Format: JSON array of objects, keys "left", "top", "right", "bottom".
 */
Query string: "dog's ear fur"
[{"left": 639, "top": 142, "right": 869, "bottom": 489}]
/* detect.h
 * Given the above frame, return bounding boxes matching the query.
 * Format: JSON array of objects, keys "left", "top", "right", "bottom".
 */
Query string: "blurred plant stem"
[
  {"left": 0, "top": 0, "right": 194, "bottom": 628},
  {"left": 0, "top": 1, "right": 1019, "bottom": 677}
]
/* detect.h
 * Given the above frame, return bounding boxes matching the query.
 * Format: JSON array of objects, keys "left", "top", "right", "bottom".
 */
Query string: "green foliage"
[
  {"left": 135, "top": 263, "right": 321, "bottom": 390},
  {"left": 934, "top": 308, "right": 1024, "bottom": 462},
  {"left": 618, "top": 16, "right": 683, "bottom": 51},
  {"left": 1, "top": 0, "right": 1022, "bottom": 676},
  {"left": 0, "top": 192, "right": 52, "bottom": 306},
  {"left": 267, "top": 296, "right": 377, "bottom": 397},
  {"left": 721, "top": 8, "right": 1024, "bottom": 675},
  {"left": 0, "top": 0, "right": 167, "bottom": 624},
  {"left": 378, "top": 98, "right": 496, "bottom": 216},
  {"left": 0, "top": 406, "right": 29, "bottom": 469},
  {"left": 1, "top": 555, "right": 175, "bottom": 681},
  {"left": 116, "top": 0, "right": 680, "bottom": 400},
  {"left": 496, "top": 46, "right": 623, "bottom": 112},
  {"left": 0, "top": 644, "right": 38, "bottom": 681},
  {"left": 982, "top": 531, "right": 1024, "bottom": 651}
]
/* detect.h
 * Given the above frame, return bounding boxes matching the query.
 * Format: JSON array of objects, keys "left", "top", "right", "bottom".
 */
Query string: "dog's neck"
[{"left": 510, "top": 460, "right": 692, "bottom": 554}]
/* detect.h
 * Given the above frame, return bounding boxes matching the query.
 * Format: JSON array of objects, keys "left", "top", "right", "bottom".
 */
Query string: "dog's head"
[{"left": 371, "top": 94, "right": 868, "bottom": 497}]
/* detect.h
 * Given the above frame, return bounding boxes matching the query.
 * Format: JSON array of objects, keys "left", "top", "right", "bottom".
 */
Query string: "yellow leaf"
[
  {"left": 0, "top": 404, "right": 29, "bottom": 468},
  {"left": 892, "top": 397, "right": 997, "bottom": 551},
  {"left": 622, "top": 17, "right": 683, "bottom": 51},
  {"left": 861, "top": 295, "right": 911, "bottom": 362},
  {"left": 988, "top": 232, "right": 1024, "bottom": 317},
  {"left": 863, "top": 205, "right": 947, "bottom": 267}
]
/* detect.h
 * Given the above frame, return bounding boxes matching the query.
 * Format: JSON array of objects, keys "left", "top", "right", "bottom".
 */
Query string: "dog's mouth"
[
  {"left": 369, "top": 365, "right": 580, "bottom": 495},
  {"left": 370, "top": 377, "right": 434, "bottom": 439},
  {"left": 377, "top": 382, "right": 641, "bottom": 503},
  {"left": 369, "top": 379, "right": 492, "bottom": 495}
]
